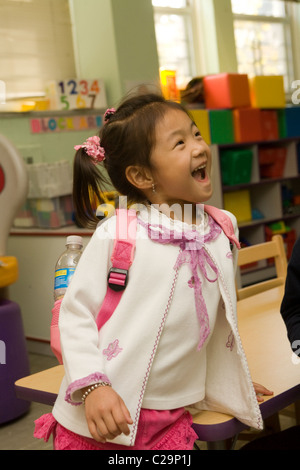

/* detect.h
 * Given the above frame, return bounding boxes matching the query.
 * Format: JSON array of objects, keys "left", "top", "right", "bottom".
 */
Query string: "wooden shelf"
[{"left": 208, "top": 137, "right": 300, "bottom": 286}]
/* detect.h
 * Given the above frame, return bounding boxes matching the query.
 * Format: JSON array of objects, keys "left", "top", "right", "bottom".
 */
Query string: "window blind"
[{"left": 0, "top": 0, "right": 76, "bottom": 100}]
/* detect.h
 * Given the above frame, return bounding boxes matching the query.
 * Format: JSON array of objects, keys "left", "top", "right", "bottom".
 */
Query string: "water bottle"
[{"left": 54, "top": 235, "right": 83, "bottom": 301}]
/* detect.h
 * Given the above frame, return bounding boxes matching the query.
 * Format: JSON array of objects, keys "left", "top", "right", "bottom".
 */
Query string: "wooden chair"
[
  {"left": 236, "top": 234, "right": 291, "bottom": 443},
  {"left": 236, "top": 234, "right": 288, "bottom": 301}
]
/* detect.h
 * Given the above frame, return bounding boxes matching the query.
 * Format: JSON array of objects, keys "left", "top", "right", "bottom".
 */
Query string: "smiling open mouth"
[{"left": 192, "top": 164, "right": 207, "bottom": 181}]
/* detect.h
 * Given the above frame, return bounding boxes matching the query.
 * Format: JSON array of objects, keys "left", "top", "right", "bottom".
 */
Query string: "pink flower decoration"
[
  {"left": 104, "top": 108, "right": 116, "bottom": 122},
  {"left": 74, "top": 136, "right": 105, "bottom": 164}
]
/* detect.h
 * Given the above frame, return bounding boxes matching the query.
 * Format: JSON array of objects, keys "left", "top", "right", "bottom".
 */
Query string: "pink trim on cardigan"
[{"left": 65, "top": 372, "right": 111, "bottom": 405}]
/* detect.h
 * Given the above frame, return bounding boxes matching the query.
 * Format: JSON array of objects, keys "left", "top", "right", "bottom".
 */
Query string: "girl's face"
[{"left": 150, "top": 108, "right": 213, "bottom": 210}]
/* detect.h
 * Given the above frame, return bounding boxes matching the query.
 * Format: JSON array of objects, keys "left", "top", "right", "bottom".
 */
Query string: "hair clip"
[
  {"left": 74, "top": 136, "right": 105, "bottom": 164},
  {"left": 104, "top": 108, "right": 116, "bottom": 122}
]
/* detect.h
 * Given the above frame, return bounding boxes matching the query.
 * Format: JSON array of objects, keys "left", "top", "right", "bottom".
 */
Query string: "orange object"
[
  {"left": 203, "top": 73, "right": 251, "bottom": 109},
  {"left": 259, "top": 147, "right": 287, "bottom": 178},
  {"left": 233, "top": 108, "right": 263, "bottom": 143},
  {"left": 0, "top": 256, "right": 18, "bottom": 287},
  {"left": 160, "top": 70, "right": 179, "bottom": 101},
  {"left": 293, "top": 195, "right": 300, "bottom": 205},
  {"left": 260, "top": 110, "right": 279, "bottom": 141}
]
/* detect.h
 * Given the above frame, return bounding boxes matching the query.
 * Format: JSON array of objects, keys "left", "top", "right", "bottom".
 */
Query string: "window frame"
[
  {"left": 231, "top": 3, "right": 295, "bottom": 93},
  {"left": 152, "top": 0, "right": 197, "bottom": 87}
]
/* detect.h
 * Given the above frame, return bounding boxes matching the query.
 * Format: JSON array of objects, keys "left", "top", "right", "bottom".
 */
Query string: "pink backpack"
[{"left": 50, "top": 206, "right": 239, "bottom": 364}]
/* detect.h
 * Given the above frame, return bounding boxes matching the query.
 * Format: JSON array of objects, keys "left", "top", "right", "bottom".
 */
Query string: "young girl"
[{"left": 34, "top": 93, "right": 272, "bottom": 450}]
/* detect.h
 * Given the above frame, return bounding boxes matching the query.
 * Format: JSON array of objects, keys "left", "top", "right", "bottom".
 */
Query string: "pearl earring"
[{"left": 152, "top": 183, "right": 156, "bottom": 193}]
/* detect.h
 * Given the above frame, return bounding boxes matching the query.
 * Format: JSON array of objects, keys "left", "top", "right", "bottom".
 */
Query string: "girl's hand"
[
  {"left": 84, "top": 385, "right": 133, "bottom": 443},
  {"left": 253, "top": 382, "right": 274, "bottom": 403}
]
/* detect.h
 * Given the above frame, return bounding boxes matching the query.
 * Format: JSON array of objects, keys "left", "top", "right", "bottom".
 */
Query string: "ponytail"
[{"left": 72, "top": 147, "right": 110, "bottom": 228}]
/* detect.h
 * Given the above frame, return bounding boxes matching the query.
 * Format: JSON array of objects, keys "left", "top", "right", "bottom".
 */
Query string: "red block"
[
  {"left": 233, "top": 108, "right": 263, "bottom": 143},
  {"left": 259, "top": 147, "right": 287, "bottom": 178},
  {"left": 203, "top": 73, "right": 251, "bottom": 109},
  {"left": 260, "top": 110, "right": 279, "bottom": 141}
]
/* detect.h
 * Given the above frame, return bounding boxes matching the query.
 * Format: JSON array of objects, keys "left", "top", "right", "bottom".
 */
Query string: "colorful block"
[
  {"left": 209, "top": 110, "right": 234, "bottom": 144},
  {"left": 259, "top": 147, "right": 287, "bottom": 178},
  {"left": 233, "top": 108, "right": 263, "bottom": 143},
  {"left": 249, "top": 76, "right": 285, "bottom": 108},
  {"left": 260, "top": 110, "right": 279, "bottom": 141},
  {"left": 160, "top": 69, "right": 180, "bottom": 101},
  {"left": 203, "top": 73, "right": 251, "bottom": 109},
  {"left": 220, "top": 149, "right": 253, "bottom": 186},
  {"left": 188, "top": 109, "right": 211, "bottom": 145},
  {"left": 277, "top": 109, "right": 287, "bottom": 138},
  {"left": 223, "top": 190, "right": 252, "bottom": 223},
  {"left": 284, "top": 106, "right": 300, "bottom": 138}
]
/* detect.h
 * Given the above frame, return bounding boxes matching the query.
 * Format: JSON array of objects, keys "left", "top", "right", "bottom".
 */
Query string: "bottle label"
[{"left": 54, "top": 267, "right": 76, "bottom": 291}]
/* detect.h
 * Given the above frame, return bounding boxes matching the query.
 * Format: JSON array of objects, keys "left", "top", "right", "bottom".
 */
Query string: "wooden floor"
[{"left": 0, "top": 353, "right": 297, "bottom": 450}]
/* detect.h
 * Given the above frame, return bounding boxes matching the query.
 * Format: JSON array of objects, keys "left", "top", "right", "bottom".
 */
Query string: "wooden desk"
[
  {"left": 15, "top": 286, "right": 300, "bottom": 448},
  {"left": 192, "top": 285, "right": 300, "bottom": 446}
]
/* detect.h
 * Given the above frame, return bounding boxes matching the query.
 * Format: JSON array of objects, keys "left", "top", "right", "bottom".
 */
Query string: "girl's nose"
[{"left": 192, "top": 146, "right": 206, "bottom": 158}]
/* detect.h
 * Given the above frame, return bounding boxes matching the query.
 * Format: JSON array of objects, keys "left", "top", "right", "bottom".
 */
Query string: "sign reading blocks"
[{"left": 46, "top": 79, "right": 107, "bottom": 111}]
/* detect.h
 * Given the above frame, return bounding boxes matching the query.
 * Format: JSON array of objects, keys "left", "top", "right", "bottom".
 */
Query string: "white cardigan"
[{"left": 52, "top": 205, "right": 263, "bottom": 446}]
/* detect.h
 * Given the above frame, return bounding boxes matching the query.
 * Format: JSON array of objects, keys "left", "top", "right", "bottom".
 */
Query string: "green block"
[
  {"left": 220, "top": 148, "right": 253, "bottom": 186},
  {"left": 277, "top": 109, "right": 287, "bottom": 138},
  {"left": 209, "top": 110, "right": 234, "bottom": 144}
]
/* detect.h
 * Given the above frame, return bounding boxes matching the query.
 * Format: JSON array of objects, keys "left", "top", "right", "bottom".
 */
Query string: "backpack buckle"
[{"left": 107, "top": 268, "right": 128, "bottom": 292}]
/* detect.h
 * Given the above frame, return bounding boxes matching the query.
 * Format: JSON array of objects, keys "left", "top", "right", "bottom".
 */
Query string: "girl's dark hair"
[{"left": 73, "top": 93, "right": 188, "bottom": 228}]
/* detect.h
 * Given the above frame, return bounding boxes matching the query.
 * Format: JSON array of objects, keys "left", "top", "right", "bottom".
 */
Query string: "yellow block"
[
  {"left": 189, "top": 109, "right": 211, "bottom": 145},
  {"left": 160, "top": 69, "right": 180, "bottom": 101},
  {"left": 223, "top": 190, "right": 252, "bottom": 223},
  {"left": 249, "top": 76, "right": 286, "bottom": 109},
  {"left": 0, "top": 256, "right": 18, "bottom": 288}
]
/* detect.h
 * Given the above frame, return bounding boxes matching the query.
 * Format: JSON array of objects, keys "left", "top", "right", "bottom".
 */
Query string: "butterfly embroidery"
[{"left": 103, "top": 339, "right": 123, "bottom": 361}]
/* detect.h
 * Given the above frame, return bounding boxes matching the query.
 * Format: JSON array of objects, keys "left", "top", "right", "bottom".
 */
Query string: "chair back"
[{"left": 236, "top": 234, "right": 287, "bottom": 300}]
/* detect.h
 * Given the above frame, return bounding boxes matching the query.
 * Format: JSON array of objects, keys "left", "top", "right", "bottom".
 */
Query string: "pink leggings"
[{"left": 34, "top": 408, "right": 197, "bottom": 450}]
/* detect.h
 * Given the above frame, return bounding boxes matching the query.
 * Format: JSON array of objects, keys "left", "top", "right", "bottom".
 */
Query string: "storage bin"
[
  {"left": 14, "top": 195, "right": 73, "bottom": 229},
  {"left": 27, "top": 160, "right": 73, "bottom": 199},
  {"left": 220, "top": 148, "right": 253, "bottom": 186},
  {"left": 223, "top": 190, "right": 252, "bottom": 223},
  {"left": 259, "top": 147, "right": 287, "bottom": 178}
]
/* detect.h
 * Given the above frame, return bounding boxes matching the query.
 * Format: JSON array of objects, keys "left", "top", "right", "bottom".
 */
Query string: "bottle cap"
[{"left": 66, "top": 235, "right": 83, "bottom": 246}]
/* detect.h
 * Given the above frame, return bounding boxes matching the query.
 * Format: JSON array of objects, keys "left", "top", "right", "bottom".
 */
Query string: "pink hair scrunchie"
[{"left": 74, "top": 136, "right": 105, "bottom": 164}]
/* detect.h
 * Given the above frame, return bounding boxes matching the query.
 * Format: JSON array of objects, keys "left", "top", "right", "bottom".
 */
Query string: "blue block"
[{"left": 285, "top": 106, "right": 300, "bottom": 138}]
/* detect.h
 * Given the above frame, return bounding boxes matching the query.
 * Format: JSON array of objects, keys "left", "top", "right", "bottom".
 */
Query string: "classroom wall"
[
  {"left": 0, "top": 0, "right": 161, "bottom": 165},
  {"left": 69, "top": 0, "right": 160, "bottom": 106},
  {"left": 0, "top": 113, "right": 100, "bottom": 164}
]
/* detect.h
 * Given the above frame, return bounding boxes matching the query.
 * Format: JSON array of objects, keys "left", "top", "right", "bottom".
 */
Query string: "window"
[
  {"left": 152, "top": 0, "right": 195, "bottom": 89},
  {"left": 231, "top": 0, "right": 294, "bottom": 91},
  {"left": 0, "top": 0, "right": 76, "bottom": 101}
]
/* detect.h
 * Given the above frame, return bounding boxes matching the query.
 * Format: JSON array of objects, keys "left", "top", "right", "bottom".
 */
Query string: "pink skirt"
[{"left": 34, "top": 408, "right": 197, "bottom": 450}]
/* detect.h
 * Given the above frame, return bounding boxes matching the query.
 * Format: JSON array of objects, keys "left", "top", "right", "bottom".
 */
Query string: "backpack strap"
[
  {"left": 96, "top": 208, "right": 137, "bottom": 330},
  {"left": 204, "top": 205, "right": 241, "bottom": 249}
]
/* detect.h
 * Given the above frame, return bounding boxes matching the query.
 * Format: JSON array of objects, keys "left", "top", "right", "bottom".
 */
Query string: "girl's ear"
[{"left": 125, "top": 165, "right": 154, "bottom": 190}]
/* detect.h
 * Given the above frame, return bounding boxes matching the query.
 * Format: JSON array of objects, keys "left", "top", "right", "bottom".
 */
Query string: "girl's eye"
[
  {"left": 195, "top": 130, "right": 201, "bottom": 138},
  {"left": 175, "top": 140, "right": 184, "bottom": 147}
]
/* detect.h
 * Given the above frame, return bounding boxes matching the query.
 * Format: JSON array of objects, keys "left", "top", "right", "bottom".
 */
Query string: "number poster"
[{"left": 46, "top": 79, "right": 107, "bottom": 111}]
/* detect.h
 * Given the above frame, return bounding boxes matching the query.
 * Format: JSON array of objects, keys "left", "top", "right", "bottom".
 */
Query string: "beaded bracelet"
[{"left": 81, "top": 382, "right": 111, "bottom": 405}]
